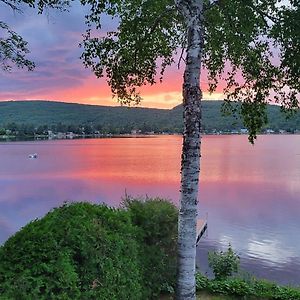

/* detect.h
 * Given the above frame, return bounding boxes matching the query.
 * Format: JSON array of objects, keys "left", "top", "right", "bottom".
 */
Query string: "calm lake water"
[{"left": 1, "top": 135, "right": 300, "bottom": 286}]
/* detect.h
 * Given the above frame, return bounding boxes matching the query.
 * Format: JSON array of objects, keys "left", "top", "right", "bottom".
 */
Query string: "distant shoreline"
[
  {"left": 1, "top": 100, "right": 300, "bottom": 138},
  {"left": 1, "top": 132, "right": 299, "bottom": 143}
]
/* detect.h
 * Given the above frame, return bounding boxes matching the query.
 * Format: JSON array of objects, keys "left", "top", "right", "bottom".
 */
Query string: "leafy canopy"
[
  {"left": 0, "top": 21, "right": 35, "bottom": 71},
  {"left": 0, "top": 0, "right": 70, "bottom": 71},
  {"left": 80, "top": 0, "right": 184, "bottom": 104},
  {"left": 80, "top": 0, "right": 300, "bottom": 141}
]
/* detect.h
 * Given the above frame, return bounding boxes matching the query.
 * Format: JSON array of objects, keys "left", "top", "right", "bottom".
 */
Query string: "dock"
[{"left": 196, "top": 219, "right": 207, "bottom": 245}]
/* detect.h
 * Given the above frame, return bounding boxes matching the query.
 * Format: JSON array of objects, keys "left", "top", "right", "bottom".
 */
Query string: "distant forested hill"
[
  {"left": 0, "top": 100, "right": 172, "bottom": 131},
  {"left": 0, "top": 100, "right": 299, "bottom": 133}
]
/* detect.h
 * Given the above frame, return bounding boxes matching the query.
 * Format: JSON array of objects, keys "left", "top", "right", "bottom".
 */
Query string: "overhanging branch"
[
  {"left": 1, "top": 0, "right": 22, "bottom": 12},
  {"left": 148, "top": 6, "right": 175, "bottom": 35}
]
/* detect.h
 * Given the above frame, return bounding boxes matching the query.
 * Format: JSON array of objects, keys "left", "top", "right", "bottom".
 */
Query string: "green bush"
[
  {"left": 0, "top": 198, "right": 179, "bottom": 299},
  {"left": 208, "top": 244, "right": 240, "bottom": 280},
  {"left": 196, "top": 273, "right": 300, "bottom": 300},
  {"left": 199, "top": 244, "right": 300, "bottom": 299},
  {"left": 123, "top": 197, "right": 178, "bottom": 298},
  {"left": 0, "top": 202, "right": 143, "bottom": 300}
]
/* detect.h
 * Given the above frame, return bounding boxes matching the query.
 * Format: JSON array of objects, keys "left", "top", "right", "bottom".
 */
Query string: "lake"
[{"left": 0, "top": 135, "right": 300, "bottom": 286}]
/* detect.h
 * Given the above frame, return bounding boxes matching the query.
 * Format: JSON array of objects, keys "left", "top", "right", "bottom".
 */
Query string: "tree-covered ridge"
[{"left": 0, "top": 100, "right": 300, "bottom": 135}]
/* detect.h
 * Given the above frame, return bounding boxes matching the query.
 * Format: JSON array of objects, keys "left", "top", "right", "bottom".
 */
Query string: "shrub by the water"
[
  {"left": 199, "top": 244, "right": 300, "bottom": 300},
  {"left": 0, "top": 199, "right": 178, "bottom": 299},
  {"left": 124, "top": 197, "right": 178, "bottom": 297},
  {"left": 196, "top": 273, "right": 300, "bottom": 300},
  {"left": 208, "top": 244, "right": 240, "bottom": 280},
  {"left": 0, "top": 202, "right": 143, "bottom": 300}
]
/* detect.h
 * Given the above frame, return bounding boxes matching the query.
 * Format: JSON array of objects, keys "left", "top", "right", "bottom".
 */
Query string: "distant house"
[
  {"left": 131, "top": 129, "right": 141, "bottom": 135},
  {"left": 266, "top": 129, "right": 275, "bottom": 134},
  {"left": 48, "top": 130, "right": 54, "bottom": 139},
  {"left": 231, "top": 130, "right": 239, "bottom": 134},
  {"left": 57, "top": 132, "right": 66, "bottom": 139},
  {"left": 240, "top": 128, "right": 248, "bottom": 134},
  {"left": 66, "top": 132, "right": 74, "bottom": 139}
]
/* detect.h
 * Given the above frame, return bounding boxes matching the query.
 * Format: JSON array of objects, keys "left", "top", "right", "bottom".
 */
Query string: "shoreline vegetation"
[
  {"left": 1, "top": 199, "right": 300, "bottom": 299},
  {"left": 194, "top": 274, "right": 300, "bottom": 300},
  {"left": 1, "top": 131, "right": 300, "bottom": 143},
  {"left": 1, "top": 101, "right": 300, "bottom": 141}
]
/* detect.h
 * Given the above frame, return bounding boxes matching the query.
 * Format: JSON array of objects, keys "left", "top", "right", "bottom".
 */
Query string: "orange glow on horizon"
[
  {"left": 0, "top": 4, "right": 230, "bottom": 109},
  {"left": 12, "top": 73, "right": 225, "bottom": 109},
  {"left": 0, "top": 51, "right": 227, "bottom": 108}
]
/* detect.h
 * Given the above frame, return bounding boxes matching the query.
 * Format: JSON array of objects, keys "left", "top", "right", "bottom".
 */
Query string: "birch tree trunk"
[{"left": 175, "top": 0, "right": 203, "bottom": 299}]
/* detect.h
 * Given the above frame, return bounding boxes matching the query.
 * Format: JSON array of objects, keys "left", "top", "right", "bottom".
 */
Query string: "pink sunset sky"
[{"left": 0, "top": 3, "right": 225, "bottom": 109}]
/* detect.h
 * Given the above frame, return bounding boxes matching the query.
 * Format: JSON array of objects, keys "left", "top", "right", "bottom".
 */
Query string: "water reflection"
[{"left": 0, "top": 135, "right": 300, "bottom": 286}]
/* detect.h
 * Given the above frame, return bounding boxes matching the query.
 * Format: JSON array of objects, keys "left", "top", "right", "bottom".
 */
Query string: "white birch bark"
[{"left": 175, "top": 0, "right": 203, "bottom": 299}]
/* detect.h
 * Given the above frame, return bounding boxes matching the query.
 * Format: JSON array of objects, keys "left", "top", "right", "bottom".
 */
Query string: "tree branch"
[
  {"left": 177, "top": 46, "right": 185, "bottom": 69},
  {"left": 253, "top": 7, "right": 281, "bottom": 24},
  {"left": 148, "top": 6, "right": 175, "bottom": 35},
  {"left": 0, "top": 0, "right": 22, "bottom": 12},
  {"left": 204, "top": 0, "right": 280, "bottom": 25},
  {"left": 132, "top": 6, "right": 176, "bottom": 70}
]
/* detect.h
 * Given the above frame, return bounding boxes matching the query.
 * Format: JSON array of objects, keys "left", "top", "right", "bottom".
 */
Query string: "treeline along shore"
[{"left": 1, "top": 100, "right": 300, "bottom": 139}]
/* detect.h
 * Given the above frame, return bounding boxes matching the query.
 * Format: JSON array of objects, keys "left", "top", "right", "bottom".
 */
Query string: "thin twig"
[
  {"left": 254, "top": 7, "right": 280, "bottom": 24},
  {"left": 149, "top": 6, "right": 175, "bottom": 35},
  {"left": 178, "top": 46, "right": 185, "bottom": 69},
  {"left": 1, "top": 0, "right": 22, "bottom": 12}
]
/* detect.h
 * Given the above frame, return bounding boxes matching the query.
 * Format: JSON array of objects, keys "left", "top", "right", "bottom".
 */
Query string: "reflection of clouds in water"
[
  {"left": 197, "top": 237, "right": 300, "bottom": 286},
  {"left": 286, "top": 178, "right": 300, "bottom": 195},
  {"left": 1, "top": 136, "right": 300, "bottom": 284},
  {"left": 247, "top": 239, "right": 296, "bottom": 266},
  {"left": 205, "top": 200, "right": 300, "bottom": 271},
  {"left": 218, "top": 235, "right": 235, "bottom": 248}
]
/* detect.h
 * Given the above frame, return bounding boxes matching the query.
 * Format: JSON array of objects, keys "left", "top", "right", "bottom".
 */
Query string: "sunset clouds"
[{"left": 0, "top": 4, "right": 223, "bottom": 108}]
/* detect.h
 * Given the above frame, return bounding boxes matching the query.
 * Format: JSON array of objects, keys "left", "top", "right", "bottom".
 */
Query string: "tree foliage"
[
  {"left": 0, "top": 199, "right": 178, "bottom": 299},
  {"left": 203, "top": 0, "right": 300, "bottom": 141},
  {"left": 80, "top": 0, "right": 300, "bottom": 141},
  {"left": 80, "top": 0, "right": 184, "bottom": 104},
  {"left": 123, "top": 197, "right": 178, "bottom": 297},
  {"left": 0, "top": 21, "right": 35, "bottom": 71},
  {"left": 0, "top": 0, "right": 70, "bottom": 71}
]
